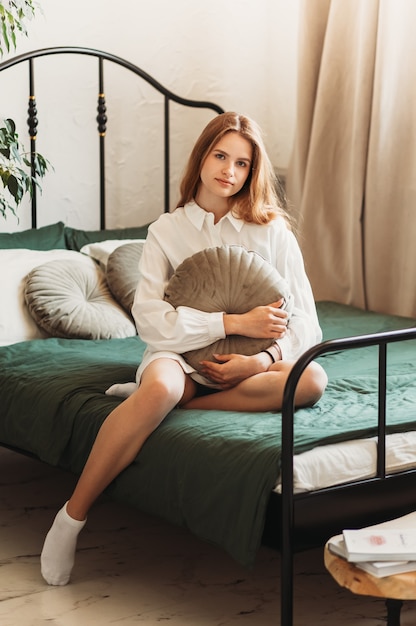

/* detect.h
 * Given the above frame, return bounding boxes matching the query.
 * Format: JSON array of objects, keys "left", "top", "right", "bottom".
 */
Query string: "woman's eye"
[
  {"left": 237, "top": 161, "right": 247, "bottom": 167},
  {"left": 215, "top": 153, "right": 225, "bottom": 160}
]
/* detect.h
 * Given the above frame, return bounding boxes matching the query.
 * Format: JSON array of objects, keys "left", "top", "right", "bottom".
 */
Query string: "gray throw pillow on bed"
[
  {"left": 164, "top": 244, "right": 294, "bottom": 372},
  {"left": 106, "top": 241, "right": 145, "bottom": 312},
  {"left": 24, "top": 257, "right": 137, "bottom": 339}
]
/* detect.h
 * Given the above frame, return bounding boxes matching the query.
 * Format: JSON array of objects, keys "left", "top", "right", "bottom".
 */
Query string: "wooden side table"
[{"left": 324, "top": 543, "right": 416, "bottom": 626}]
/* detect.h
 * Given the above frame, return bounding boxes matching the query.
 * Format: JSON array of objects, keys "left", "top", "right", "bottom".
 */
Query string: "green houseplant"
[{"left": 0, "top": 0, "right": 49, "bottom": 220}]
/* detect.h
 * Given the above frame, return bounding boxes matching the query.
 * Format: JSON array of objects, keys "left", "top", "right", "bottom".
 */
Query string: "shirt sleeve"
[
  {"left": 131, "top": 229, "right": 225, "bottom": 353},
  {"left": 271, "top": 225, "right": 322, "bottom": 361}
]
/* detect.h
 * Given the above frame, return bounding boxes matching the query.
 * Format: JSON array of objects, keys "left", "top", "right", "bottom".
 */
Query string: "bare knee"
[
  {"left": 139, "top": 359, "right": 188, "bottom": 411},
  {"left": 144, "top": 376, "right": 184, "bottom": 407},
  {"left": 296, "top": 361, "right": 328, "bottom": 407}
]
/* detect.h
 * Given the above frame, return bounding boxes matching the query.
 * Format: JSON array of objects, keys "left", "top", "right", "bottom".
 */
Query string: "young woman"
[{"left": 41, "top": 112, "right": 327, "bottom": 585}]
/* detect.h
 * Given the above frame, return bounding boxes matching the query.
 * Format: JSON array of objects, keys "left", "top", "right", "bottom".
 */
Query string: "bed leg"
[{"left": 281, "top": 548, "right": 294, "bottom": 626}]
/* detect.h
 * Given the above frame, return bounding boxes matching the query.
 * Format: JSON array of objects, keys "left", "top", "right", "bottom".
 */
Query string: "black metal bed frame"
[
  {"left": 0, "top": 46, "right": 224, "bottom": 228},
  {"left": 2, "top": 47, "right": 416, "bottom": 626},
  {"left": 279, "top": 327, "right": 416, "bottom": 625}
]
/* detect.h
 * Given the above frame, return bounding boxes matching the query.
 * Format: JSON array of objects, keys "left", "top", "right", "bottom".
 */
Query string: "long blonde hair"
[{"left": 176, "top": 112, "right": 287, "bottom": 225}]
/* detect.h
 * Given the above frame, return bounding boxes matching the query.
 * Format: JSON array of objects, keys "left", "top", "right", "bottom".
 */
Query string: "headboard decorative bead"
[
  {"left": 27, "top": 95, "right": 38, "bottom": 140},
  {"left": 96, "top": 94, "right": 107, "bottom": 137}
]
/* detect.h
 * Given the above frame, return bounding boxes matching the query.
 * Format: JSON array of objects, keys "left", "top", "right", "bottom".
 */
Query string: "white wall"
[{"left": 0, "top": 0, "right": 299, "bottom": 231}]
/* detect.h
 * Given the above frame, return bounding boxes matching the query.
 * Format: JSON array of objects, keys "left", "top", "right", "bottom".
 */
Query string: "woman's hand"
[
  {"left": 223, "top": 299, "right": 288, "bottom": 339},
  {"left": 199, "top": 352, "right": 271, "bottom": 388}
]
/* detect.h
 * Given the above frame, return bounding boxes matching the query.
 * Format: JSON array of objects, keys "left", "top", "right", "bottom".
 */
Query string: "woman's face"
[{"left": 198, "top": 132, "right": 253, "bottom": 206}]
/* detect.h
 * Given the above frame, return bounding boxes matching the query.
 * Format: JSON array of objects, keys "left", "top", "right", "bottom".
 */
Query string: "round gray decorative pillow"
[
  {"left": 106, "top": 241, "right": 145, "bottom": 312},
  {"left": 25, "top": 257, "right": 137, "bottom": 339},
  {"left": 164, "top": 245, "right": 293, "bottom": 372}
]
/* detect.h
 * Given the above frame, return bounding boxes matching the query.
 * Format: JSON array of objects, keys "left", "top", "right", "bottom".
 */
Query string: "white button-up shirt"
[{"left": 132, "top": 201, "right": 322, "bottom": 384}]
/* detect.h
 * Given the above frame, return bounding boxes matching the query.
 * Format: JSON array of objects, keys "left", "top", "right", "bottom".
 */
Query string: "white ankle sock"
[
  {"left": 105, "top": 381, "right": 137, "bottom": 398},
  {"left": 40, "top": 502, "right": 86, "bottom": 585}
]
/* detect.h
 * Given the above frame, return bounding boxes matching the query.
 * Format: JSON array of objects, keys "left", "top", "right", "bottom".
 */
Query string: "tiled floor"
[{"left": 1, "top": 446, "right": 415, "bottom": 625}]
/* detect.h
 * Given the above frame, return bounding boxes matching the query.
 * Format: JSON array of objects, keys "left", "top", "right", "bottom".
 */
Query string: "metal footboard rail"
[
  {"left": 280, "top": 325, "right": 416, "bottom": 626},
  {"left": 0, "top": 46, "right": 224, "bottom": 228}
]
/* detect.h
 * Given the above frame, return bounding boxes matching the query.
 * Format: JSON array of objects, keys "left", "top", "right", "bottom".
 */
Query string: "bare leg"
[
  {"left": 40, "top": 358, "right": 325, "bottom": 584},
  {"left": 66, "top": 360, "right": 195, "bottom": 521},
  {"left": 41, "top": 358, "right": 196, "bottom": 585},
  {"left": 182, "top": 361, "right": 327, "bottom": 412}
]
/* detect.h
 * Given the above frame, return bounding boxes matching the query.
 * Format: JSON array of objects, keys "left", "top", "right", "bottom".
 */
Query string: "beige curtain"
[{"left": 287, "top": 0, "right": 416, "bottom": 319}]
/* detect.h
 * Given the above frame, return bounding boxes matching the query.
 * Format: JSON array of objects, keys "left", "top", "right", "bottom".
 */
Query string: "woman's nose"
[{"left": 222, "top": 162, "right": 234, "bottom": 177}]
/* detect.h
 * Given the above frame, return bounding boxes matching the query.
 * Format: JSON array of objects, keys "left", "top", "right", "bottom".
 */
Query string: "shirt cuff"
[{"left": 208, "top": 311, "right": 226, "bottom": 340}]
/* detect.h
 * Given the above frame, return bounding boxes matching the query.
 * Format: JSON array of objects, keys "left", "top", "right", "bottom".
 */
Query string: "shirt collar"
[{"left": 184, "top": 201, "right": 244, "bottom": 232}]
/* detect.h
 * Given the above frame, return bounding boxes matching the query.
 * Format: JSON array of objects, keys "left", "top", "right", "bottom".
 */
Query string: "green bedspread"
[{"left": 0, "top": 302, "right": 415, "bottom": 565}]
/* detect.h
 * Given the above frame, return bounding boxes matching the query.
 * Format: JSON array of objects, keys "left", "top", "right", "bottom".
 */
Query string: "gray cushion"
[
  {"left": 164, "top": 245, "right": 293, "bottom": 372},
  {"left": 106, "top": 241, "right": 145, "bottom": 312},
  {"left": 25, "top": 258, "right": 137, "bottom": 339}
]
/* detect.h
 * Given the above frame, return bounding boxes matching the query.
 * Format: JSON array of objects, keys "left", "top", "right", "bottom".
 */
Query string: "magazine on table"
[
  {"left": 356, "top": 560, "right": 416, "bottom": 578},
  {"left": 342, "top": 528, "right": 416, "bottom": 562},
  {"left": 327, "top": 534, "right": 416, "bottom": 578}
]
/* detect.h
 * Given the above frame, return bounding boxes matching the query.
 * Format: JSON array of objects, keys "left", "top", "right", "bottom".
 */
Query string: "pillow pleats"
[
  {"left": 25, "top": 258, "right": 136, "bottom": 340},
  {"left": 164, "top": 245, "right": 293, "bottom": 372}
]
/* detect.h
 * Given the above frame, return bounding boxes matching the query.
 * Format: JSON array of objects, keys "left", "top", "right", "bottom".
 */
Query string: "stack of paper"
[{"left": 328, "top": 529, "right": 416, "bottom": 578}]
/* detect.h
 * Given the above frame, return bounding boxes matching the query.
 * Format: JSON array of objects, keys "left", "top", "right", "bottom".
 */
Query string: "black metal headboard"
[{"left": 0, "top": 46, "right": 224, "bottom": 228}]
